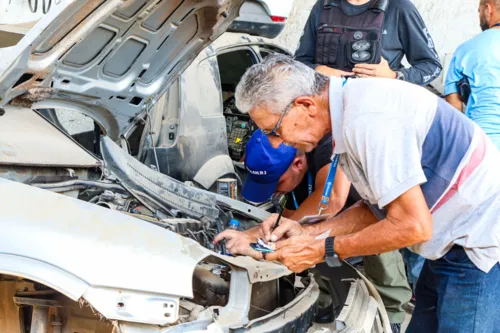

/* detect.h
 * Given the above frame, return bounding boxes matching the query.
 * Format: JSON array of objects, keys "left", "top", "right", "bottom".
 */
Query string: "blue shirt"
[{"left": 444, "top": 29, "right": 500, "bottom": 150}]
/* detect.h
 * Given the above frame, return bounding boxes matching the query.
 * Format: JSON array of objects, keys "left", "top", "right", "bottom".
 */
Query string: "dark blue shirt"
[{"left": 295, "top": 0, "right": 442, "bottom": 85}]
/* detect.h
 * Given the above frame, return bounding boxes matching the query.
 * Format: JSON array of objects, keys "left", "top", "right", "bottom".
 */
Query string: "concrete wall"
[{"left": 273, "top": 0, "right": 482, "bottom": 92}]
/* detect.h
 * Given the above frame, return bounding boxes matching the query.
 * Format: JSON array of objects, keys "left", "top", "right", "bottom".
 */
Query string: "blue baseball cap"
[{"left": 243, "top": 130, "right": 297, "bottom": 203}]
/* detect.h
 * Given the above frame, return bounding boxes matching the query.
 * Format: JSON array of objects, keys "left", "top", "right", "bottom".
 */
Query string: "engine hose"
[
  {"left": 36, "top": 185, "right": 86, "bottom": 193},
  {"left": 31, "top": 180, "right": 125, "bottom": 192}
]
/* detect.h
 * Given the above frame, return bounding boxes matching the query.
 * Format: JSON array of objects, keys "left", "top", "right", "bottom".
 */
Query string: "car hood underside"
[{"left": 0, "top": 0, "right": 244, "bottom": 140}]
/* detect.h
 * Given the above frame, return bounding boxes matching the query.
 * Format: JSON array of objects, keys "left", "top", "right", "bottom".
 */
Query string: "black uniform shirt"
[{"left": 286, "top": 134, "right": 361, "bottom": 211}]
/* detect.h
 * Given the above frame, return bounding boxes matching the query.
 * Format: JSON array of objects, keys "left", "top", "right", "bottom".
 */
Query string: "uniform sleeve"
[
  {"left": 345, "top": 115, "right": 427, "bottom": 209},
  {"left": 443, "top": 53, "right": 462, "bottom": 96},
  {"left": 294, "top": 0, "right": 322, "bottom": 69},
  {"left": 397, "top": 4, "right": 443, "bottom": 85}
]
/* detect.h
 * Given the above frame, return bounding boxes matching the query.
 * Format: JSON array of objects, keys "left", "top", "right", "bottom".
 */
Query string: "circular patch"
[{"left": 353, "top": 31, "right": 363, "bottom": 40}]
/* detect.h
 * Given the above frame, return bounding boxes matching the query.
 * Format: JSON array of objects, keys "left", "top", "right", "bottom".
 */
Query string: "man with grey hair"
[{"left": 235, "top": 54, "right": 500, "bottom": 332}]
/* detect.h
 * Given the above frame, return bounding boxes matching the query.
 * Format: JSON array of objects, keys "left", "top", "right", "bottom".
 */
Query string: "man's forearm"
[
  {"left": 400, "top": 62, "right": 441, "bottom": 86},
  {"left": 305, "top": 201, "right": 379, "bottom": 237},
  {"left": 334, "top": 216, "right": 427, "bottom": 259},
  {"left": 289, "top": 190, "right": 344, "bottom": 221}
]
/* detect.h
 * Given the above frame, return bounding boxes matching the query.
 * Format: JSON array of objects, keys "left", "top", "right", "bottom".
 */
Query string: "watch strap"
[{"left": 325, "top": 236, "right": 335, "bottom": 257}]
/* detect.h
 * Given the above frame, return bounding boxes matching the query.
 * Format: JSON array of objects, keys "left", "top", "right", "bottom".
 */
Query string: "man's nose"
[{"left": 268, "top": 136, "right": 284, "bottom": 148}]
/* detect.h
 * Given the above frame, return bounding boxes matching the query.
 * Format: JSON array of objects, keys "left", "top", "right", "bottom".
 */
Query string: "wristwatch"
[
  {"left": 325, "top": 237, "right": 342, "bottom": 267},
  {"left": 395, "top": 71, "right": 405, "bottom": 81}
]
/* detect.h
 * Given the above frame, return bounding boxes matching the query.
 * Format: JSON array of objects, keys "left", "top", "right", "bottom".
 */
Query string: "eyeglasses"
[{"left": 261, "top": 100, "right": 295, "bottom": 138}]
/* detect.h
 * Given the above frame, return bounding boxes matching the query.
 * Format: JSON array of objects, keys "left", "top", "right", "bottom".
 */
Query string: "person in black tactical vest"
[
  {"left": 296, "top": 0, "right": 442, "bottom": 84},
  {"left": 294, "top": 1, "right": 442, "bottom": 332}
]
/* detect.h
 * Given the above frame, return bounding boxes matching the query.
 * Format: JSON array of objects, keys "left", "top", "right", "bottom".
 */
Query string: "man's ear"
[
  {"left": 291, "top": 155, "right": 306, "bottom": 171},
  {"left": 295, "top": 96, "right": 318, "bottom": 117},
  {"left": 486, "top": 2, "right": 494, "bottom": 18}
]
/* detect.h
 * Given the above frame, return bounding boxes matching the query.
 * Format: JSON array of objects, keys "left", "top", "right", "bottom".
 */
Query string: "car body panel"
[
  {"left": 0, "top": 253, "right": 89, "bottom": 301},
  {"left": 228, "top": 0, "right": 293, "bottom": 39},
  {"left": 0, "top": 0, "right": 245, "bottom": 139},
  {"left": 0, "top": 106, "right": 98, "bottom": 167},
  {"left": 256, "top": 0, "right": 293, "bottom": 18},
  {"left": 0, "top": 176, "right": 208, "bottom": 299}
]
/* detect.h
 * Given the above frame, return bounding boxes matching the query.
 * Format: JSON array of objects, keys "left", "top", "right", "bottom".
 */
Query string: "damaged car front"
[{"left": 0, "top": 1, "right": 390, "bottom": 333}]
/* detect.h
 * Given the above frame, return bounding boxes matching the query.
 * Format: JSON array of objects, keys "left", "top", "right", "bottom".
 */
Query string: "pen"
[{"left": 271, "top": 196, "right": 287, "bottom": 232}]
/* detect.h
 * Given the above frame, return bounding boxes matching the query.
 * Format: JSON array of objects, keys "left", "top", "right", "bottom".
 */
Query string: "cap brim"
[{"left": 242, "top": 177, "right": 279, "bottom": 203}]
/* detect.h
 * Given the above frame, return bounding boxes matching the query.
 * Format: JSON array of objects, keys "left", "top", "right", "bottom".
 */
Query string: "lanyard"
[
  {"left": 291, "top": 171, "right": 313, "bottom": 209},
  {"left": 318, "top": 154, "right": 340, "bottom": 215},
  {"left": 316, "top": 76, "right": 347, "bottom": 214},
  {"left": 494, "top": 23, "right": 500, "bottom": 28}
]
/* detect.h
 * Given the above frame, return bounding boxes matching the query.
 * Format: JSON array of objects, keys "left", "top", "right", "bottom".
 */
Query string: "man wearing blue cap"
[
  {"left": 216, "top": 129, "right": 411, "bottom": 330},
  {"left": 242, "top": 129, "right": 350, "bottom": 218}
]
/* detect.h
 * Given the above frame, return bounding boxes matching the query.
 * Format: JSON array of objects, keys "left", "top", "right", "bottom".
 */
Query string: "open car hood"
[{"left": 0, "top": 0, "right": 244, "bottom": 140}]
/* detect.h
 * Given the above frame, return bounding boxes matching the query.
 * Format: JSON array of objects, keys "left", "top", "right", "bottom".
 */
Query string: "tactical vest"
[{"left": 316, "top": 0, "right": 389, "bottom": 72}]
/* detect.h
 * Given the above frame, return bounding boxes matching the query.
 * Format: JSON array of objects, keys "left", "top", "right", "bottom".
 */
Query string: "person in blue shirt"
[{"left": 445, "top": 0, "right": 500, "bottom": 150}]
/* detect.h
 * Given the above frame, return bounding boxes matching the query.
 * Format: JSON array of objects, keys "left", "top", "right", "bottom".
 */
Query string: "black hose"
[{"left": 31, "top": 180, "right": 125, "bottom": 192}]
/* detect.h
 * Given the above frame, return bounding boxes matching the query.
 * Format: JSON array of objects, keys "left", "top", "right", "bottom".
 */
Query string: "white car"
[
  {"left": 228, "top": 0, "right": 294, "bottom": 38},
  {"left": 0, "top": 1, "right": 390, "bottom": 333}
]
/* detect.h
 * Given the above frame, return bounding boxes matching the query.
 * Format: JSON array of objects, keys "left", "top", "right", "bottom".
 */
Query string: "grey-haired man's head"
[{"left": 235, "top": 54, "right": 332, "bottom": 152}]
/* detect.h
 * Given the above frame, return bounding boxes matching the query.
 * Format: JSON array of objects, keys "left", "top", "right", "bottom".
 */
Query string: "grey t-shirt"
[
  {"left": 329, "top": 76, "right": 500, "bottom": 273},
  {"left": 295, "top": 0, "right": 442, "bottom": 85}
]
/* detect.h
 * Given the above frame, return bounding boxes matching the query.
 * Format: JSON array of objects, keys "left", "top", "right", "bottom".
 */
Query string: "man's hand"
[
  {"left": 353, "top": 58, "right": 396, "bottom": 79},
  {"left": 261, "top": 214, "right": 308, "bottom": 242},
  {"left": 445, "top": 93, "right": 464, "bottom": 113},
  {"left": 213, "top": 230, "right": 263, "bottom": 259},
  {"left": 266, "top": 235, "right": 325, "bottom": 273},
  {"left": 315, "top": 65, "right": 354, "bottom": 77}
]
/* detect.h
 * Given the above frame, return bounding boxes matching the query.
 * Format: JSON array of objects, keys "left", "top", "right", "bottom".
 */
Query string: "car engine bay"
[{"left": 0, "top": 108, "right": 324, "bottom": 333}]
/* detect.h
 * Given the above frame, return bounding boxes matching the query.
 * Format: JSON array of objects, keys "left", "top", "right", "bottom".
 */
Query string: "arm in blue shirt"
[{"left": 396, "top": 4, "right": 443, "bottom": 85}]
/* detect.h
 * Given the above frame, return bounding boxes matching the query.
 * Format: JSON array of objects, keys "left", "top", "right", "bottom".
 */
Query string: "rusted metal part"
[
  {"left": 10, "top": 88, "right": 53, "bottom": 107},
  {"left": 29, "top": 307, "right": 49, "bottom": 333},
  {"left": 14, "top": 296, "right": 62, "bottom": 308}
]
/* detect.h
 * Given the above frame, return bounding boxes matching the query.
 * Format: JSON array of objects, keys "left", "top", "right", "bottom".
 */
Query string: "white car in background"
[{"left": 228, "top": 0, "right": 294, "bottom": 38}]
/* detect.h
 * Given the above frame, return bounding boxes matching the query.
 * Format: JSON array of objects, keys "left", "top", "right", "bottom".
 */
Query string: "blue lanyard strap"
[
  {"left": 291, "top": 192, "right": 299, "bottom": 210},
  {"left": 291, "top": 171, "right": 313, "bottom": 210},
  {"left": 307, "top": 171, "right": 313, "bottom": 196},
  {"left": 318, "top": 154, "right": 340, "bottom": 214}
]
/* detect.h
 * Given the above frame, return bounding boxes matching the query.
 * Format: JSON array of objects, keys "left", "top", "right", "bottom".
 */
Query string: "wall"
[{"left": 273, "top": 0, "right": 482, "bottom": 92}]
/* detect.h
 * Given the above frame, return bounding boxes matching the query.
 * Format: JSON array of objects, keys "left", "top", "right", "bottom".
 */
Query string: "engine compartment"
[{"left": 0, "top": 108, "right": 319, "bottom": 333}]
